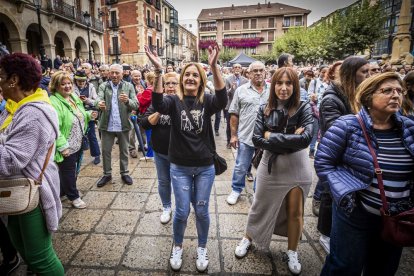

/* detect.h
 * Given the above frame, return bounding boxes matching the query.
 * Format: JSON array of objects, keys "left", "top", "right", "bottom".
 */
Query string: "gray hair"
[
  {"left": 81, "top": 63, "right": 92, "bottom": 69},
  {"left": 99, "top": 64, "right": 109, "bottom": 70},
  {"left": 110, "top": 64, "right": 123, "bottom": 72},
  {"left": 131, "top": 70, "right": 142, "bottom": 77},
  {"left": 249, "top": 61, "right": 265, "bottom": 71}
]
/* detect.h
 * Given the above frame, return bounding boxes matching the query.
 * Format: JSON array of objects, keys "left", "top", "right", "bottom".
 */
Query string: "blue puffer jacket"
[{"left": 315, "top": 108, "right": 414, "bottom": 213}]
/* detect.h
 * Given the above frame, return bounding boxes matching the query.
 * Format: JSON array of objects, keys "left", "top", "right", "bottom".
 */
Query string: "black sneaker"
[
  {"left": 96, "top": 175, "right": 112, "bottom": 187},
  {"left": 0, "top": 255, "right": 21, "bottom": 275}
]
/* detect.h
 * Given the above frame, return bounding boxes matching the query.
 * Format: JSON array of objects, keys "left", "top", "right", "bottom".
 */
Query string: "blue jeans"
[
  {"left": 214, "top": 110, "right": 221, "bottom": 132},
  {"left": 231, "top": 142, "right": 255, "bottom": 193},
  {"left": 154, "top": 151, "right": 171, "bottom": 208},
  {"left": 145, "top": 129, "right": 154, "bottom": 157},
  {"left": 170, "top": 163, "right": 215, "bottom": 247},
  {"left": 87, "top": 120, "right": 100, "bottom": 157},
  {"left": 321, "top": 202, "right": 403, "bottom": 276},
  {"left": 309, "top": 119, "right": 319, "bottom": 154}
]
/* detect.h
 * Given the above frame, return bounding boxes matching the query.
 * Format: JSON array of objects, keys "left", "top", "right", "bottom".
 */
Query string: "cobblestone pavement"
[{"left": 6, "top": 123, "right": 414, "bottom": 275}]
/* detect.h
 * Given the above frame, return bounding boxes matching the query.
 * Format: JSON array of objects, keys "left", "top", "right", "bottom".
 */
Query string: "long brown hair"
[
  {"left": 264, "top": 67, "right": 300, "bottom": 117},
  {"left": 178, "top": 63, "right": 207, "bottom": 103}
]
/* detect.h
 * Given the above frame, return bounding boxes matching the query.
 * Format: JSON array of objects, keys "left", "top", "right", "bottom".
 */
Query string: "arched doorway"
[
  {"left": 0, "top": 13, "right": 21, "bottom": 53},
  {"left": 54, "top": 31, "right": 71, "bottom": 57},
  {"left": 74, "top": 37, "right": 87, "bottom": 59},
  {"left": 91, "top": 41, "right": 101, "bottom": 60},
  {"left": 26, "top": 23, "right": 50, "bottom": 58}
]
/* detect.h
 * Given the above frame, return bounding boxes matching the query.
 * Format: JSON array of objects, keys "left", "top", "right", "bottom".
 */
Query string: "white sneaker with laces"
[
  {"left": 170, "top": 246, "right": 183, "bottom": 271},
  {"left": 287, "top": 250, "right": 301, "bottom": 275},
  {"left": 72, "top": 198, "right": 86, "bottom": 209},
  {"left": 226, "top": 191, "right": 241, "bottom": 205},
  {"left": 319, "top": 234, "right": 330, "bottom": 254},
  {"left": 234, "top": 237, "right": 251, "bottom": 258},
  {"left": 140, "top": 156, "right": 154, "bottom": 161},
  {"left": 196, "top": 247, "right": 209, "bottom": 272},
  {"left": 160, "top": 207, "right": 172, "bottom": 224}
]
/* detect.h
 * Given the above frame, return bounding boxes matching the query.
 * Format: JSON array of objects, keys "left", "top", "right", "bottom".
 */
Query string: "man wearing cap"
[{"left": 95, "top": 64, "right": 139, "bottom": 187}]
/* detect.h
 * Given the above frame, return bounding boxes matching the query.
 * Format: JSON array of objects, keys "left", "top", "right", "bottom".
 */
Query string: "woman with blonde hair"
[
  {"left": 146, "top": 44, "right": 227, "bottom": 272},
  {"left": 234, "top": 67, "right": 313, "bottom": 275},
  {"left": 141, "top": 71, "right": 179, "bottom": 224},
  {"left": 49, "top": 71, "right": 96, "bottom": 209},
  {"left": 316, "top": 72, "right": 414, "bottom": 275}
]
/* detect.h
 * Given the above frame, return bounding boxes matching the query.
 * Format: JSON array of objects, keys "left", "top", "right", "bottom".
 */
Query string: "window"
[
  {"left": 268, "top": 31, "right": 274, "bottom": 41},
  {"left": 251, "top": 19, "right": 257, "bottom": 29},
  {"left": 110, "top": 11, "right": 117, "bottom": 24},
  {"left": 112, "top": 36, "right": 119, "bottom": 53},
  {"left": 156, "top": 15, "right": 159, "bottom": 24},
  {"left": 224, "top": 20, "right": 230, "bottom": 30},
  {"left": 242, "top": 33, "right": 257, "bottom": 38},
  {"left": 165, "top": 8, "right": 169, "bottom": 22},
  {"left": 243, "top": 19, "right": 249, "bottom": 29},
  {"left": 268, "top": 18, "right": 274, "bottom": 28},
  {"left": 165, "top": 28, "right": 168, "bottom": 40},
  {"left": 147, "top": 10, "right": 151, "bottom": 21},
  {"left": 268, "top": 44, "right": 272, "bottom": 51},
  {"left": 283, "top": 17, "right": 290, "bottom": 27},
  {"left": 295, "top": 16, "right": 302, "bottom": 26},
  {"left": 148, "top": 36, "right": 153, "bottom": 46}
]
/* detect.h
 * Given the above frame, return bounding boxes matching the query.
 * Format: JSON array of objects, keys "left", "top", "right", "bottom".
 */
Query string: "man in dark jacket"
[{"left": 53, "top": 55, "right": 63, "bottom": 70}]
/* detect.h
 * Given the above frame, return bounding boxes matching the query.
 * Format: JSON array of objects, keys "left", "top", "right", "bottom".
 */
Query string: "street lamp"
[
  {"left": 120, "top": 30, "right": 130, "bottom": 62},
  {"left": 83, "top": 11, "right": 93, "bottom": 64},
  {"left": 33, "top": 0, "right": 47, "bottom": 68},
  {"left": 113, "top": 29, "right": 119, "bottom": 64}
]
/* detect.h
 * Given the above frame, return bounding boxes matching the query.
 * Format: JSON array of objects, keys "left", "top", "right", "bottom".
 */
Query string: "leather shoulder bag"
[
  {"left": 356, "top": 114, "right": 414, "bottom": 247},
  {"left": 181, "top": 101, "right": 227, "bottom": 175},
  {"left": 0, "top": 144, "right": 54, "bottom": 216}
]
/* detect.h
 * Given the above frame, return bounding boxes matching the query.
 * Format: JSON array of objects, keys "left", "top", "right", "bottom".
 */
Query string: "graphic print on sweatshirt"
[
  {"left": 159, "top": 114, "right": 171, "bottom": 126},
  {"left": 180, "top": 108, "right": 204, "bottom": 131}
]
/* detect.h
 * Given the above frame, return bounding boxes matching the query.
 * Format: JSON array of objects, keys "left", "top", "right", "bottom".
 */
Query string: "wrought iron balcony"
[
  {"left": 108, "top": 19, "right": 119, "bottom": 29},
  {"left": 199, "top": 26, "right": 217, "bottom": 32},
  {"left": 147, "top": 19, "right": 155, "bottom": 28},
  {"left": 156, "top": 23, "right": 162, "bottom": 31},
  {"left": 157, "top": 48, "right": 164, "bottom": 56}
]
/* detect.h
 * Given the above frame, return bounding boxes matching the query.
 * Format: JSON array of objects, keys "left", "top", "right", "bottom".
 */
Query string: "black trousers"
[{"left": 0, "top": 219, "right": 17, "bottom": 263}]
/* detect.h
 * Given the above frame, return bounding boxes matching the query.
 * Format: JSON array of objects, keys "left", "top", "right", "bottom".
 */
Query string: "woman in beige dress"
[{"left": 234, "top": 67, "right": 314, "bottom": 275}]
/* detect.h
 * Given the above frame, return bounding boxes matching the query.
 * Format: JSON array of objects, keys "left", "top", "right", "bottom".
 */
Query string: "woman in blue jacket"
[{"left": 315, "top": 72, "right": 414, "bottom": 276}]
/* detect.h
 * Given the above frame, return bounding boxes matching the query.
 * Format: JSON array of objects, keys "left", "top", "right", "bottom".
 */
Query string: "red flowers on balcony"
[
  {"left": 199, "top": 40, "right": 216, "bottom": 49},
  {"left": 222, "top": 37, "right": 264, "bottom": 48}
]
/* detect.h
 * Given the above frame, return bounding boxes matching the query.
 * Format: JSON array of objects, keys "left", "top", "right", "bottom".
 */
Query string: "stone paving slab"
[{"left": 4, "top": 122, "right": 413, "bottom": 276}]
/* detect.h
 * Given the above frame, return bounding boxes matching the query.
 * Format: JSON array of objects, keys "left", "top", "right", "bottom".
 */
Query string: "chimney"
[
  {"left": 257, "top": 3, "right": 261, "bottom": 9},
  {"left": 231, "top": 4, "right": 235, "bottom": 10},
  {"left": 267, "top": 1, "right": 271, "bottom": 8}
]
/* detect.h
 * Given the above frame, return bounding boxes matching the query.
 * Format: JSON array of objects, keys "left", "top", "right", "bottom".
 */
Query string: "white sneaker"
[
  {"left": 160, "top": 207, "right": 172, "bottom": 224},
  {"left": 235, "top": 237, "right": 251, "bottom": 258},
  {"left": 319, "top": 234, "right": 330, "bottom": 254},
  {"left": 226, "top": 191, "right": 241, "bottom": 205},
  {"left": 196, "top": 247, "right": 209, "bottom": 272},
  {"left": 287, "top": 250, "right": 301, "bottom": 275},
  {"left": 140, "top": 156, "right": 154, "bottom": 161},
  {"left": 170, "top": 246, "right": 183, "bottom": 271},
  {"left": 72, "top": 198, "right": 86, "bottom": 209}
]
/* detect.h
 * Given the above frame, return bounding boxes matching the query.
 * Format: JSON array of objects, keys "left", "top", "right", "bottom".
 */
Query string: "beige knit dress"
[{"left": 246, "top": 148, "right": 312, "bottom": 251}]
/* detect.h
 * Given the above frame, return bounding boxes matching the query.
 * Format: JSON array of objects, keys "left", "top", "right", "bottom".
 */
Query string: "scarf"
[{"left": 0, "top": 88, "right": 51, "bottom": 131}]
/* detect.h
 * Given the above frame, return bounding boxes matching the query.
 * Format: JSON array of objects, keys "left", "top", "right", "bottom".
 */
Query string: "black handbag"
[
  {"left": 181, "top": 102, "right": 227, "bottom": 175},
  {"left": 251, "top": 148, "right": 263, "bottom": 169}
]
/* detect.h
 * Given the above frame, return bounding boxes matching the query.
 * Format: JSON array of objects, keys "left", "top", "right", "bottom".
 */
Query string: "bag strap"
[
  {"left": 37, "top": 144, "right": 54, "bottom": 184},
  {"left": 181, "top": 100, "right": 216, "bottom": 155},
  {"left": 356, "top": 114, "right": 389, "bottom": 212}
]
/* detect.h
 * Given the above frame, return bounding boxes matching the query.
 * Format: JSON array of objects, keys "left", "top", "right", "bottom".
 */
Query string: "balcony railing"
[
  {"left": 108, "top": 47, "right": 122, "bottom": 55},
  {"left": 158, "top": 48, "right": 164, "bottom": 56},
  {"left": 145, "top": 0, "right": 154, "bottom": 5},
  {"left": 108, "top": 19, "right": 119, "bottom": 29},
  {"left": 155, "top": 0, "right": 161, "bottom": 10},
  {"left": 147, "top": 19, "right": 155, "bottom": 28},
  {"left": 199, "top": 26, "right": 217, "bottom": 32},
  {"left": 156, "top": 23, "right": 162, "bottom": 31},
  {"left": 49, "top": 0, "right": 103, "bottom": 32}
]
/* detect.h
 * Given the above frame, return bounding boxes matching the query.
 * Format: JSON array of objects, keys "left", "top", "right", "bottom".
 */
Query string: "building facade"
[
  {"left": 0, "top": 0, "right": 104, "bottom": 62},
  {"left": 197, "top": 2, "right": 310, "bottom": 56},
  {"left": 177, "top": 24, "right": 198, "bottom": 63}
]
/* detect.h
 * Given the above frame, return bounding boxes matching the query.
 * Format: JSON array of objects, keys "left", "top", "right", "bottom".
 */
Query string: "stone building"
[
  {"left": 177, "top": 24, "right": 198, "bottom": 64},
  {"left": 197, "top": 2, "right": 310, "bottom": 55},
  {"left": 0, "top": 0, "right": 104, "bottom": 62}
]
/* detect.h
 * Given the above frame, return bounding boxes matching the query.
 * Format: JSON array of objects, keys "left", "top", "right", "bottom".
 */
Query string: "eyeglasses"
[
  {"left": 165, "top": 82, "right": 178, "bottom": 86},
  {"left": 377, "top": 87, "right": 407, "bottom": 96}
]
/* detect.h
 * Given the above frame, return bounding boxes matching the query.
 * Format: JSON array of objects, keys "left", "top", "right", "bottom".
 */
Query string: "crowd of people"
[{"left": 0, "top": 43, "right": 413, "bottom": 276}]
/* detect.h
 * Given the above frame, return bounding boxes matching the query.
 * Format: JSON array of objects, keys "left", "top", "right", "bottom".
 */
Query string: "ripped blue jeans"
[{"left": 170, "top": 163, "right": 215, "bottom": 247}]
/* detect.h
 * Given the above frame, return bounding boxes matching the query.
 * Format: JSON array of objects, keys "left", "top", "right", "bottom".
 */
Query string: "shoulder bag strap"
[
  {"left": 356, "top": 114, "right": 389, "bottom": 212},
  {"left": 37, "top": 144, "right": 55, "bottom": 184},
  {"left": 181, "top": 100, "right": 216, "bottom": 155}
]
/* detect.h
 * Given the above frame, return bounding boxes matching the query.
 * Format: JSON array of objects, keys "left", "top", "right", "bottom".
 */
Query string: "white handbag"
[{"left": 0, "top": 145, "right": 54, "bottom": 216}]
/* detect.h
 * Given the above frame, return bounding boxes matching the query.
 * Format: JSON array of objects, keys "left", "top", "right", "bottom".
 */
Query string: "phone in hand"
[{"left": 80, "top": 95, "right": 87, "bottom": 100}]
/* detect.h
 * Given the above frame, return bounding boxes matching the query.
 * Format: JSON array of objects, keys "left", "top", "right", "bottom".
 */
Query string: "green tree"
[
  {"left": 219, "top": 48, "right": 238, "bottom": 63},
  {"left": 199, "top": 50, "right": 208, "bottom": 63}
]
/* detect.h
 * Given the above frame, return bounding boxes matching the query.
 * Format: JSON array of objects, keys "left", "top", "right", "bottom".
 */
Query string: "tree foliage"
[
  {"left": 274, "top": 0, "right": 386, "bottom": 63},
  {"left": 219, "top": 48, "right": 238, "bottom": 63}
]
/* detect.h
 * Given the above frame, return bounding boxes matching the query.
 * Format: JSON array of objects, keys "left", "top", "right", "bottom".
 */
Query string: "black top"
[
  {"left": 141, "top": 104, "right": 171, "bottom": 155},
  {"left": 151, "top": 88, "right": 227, "bottom": 166}
]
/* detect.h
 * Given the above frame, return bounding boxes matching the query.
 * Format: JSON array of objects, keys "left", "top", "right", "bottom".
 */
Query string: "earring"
[{"left": 9, "top": 83, "right": 15, "bottom": 88}]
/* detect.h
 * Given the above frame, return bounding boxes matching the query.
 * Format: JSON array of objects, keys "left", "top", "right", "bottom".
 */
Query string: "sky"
[{"left": 170, "top": 0, "right": 358, "bottom": 25}]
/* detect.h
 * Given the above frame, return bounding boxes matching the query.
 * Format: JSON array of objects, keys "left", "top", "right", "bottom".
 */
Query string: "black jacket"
[
  {"left": 319, "top": 83, "right": 352, "bottom": 135},
  {"left": 253, "top": 101, "right": 314, "bottom": 154}
]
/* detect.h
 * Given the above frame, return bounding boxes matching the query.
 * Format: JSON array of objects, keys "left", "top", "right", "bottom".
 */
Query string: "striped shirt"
[{"left": 359, "top": 128, "right": 413, "bottom": 215}]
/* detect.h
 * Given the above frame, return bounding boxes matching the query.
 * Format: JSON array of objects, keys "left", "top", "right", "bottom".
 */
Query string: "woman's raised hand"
[
  {"left": 144, "top": 45, "right": 162, "bottom": 69},
  {"left": 208, "top": 43, "right": 220, "bottom": 68}
]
